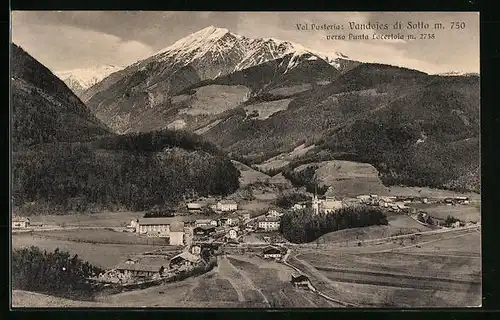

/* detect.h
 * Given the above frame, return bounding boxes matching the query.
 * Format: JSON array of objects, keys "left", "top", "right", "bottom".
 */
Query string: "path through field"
[{"left": 217, "top": 256, "right": 270, "bottom": 306}]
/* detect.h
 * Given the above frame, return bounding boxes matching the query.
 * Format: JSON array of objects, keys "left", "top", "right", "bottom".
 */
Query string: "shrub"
[{"left": 12, "top": 246, "right": 103, "bottom": 300}]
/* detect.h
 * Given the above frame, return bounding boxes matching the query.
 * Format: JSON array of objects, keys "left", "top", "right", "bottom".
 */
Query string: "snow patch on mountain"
[{"left": 55, "top": 65, "right": 124, "bottom": 90}]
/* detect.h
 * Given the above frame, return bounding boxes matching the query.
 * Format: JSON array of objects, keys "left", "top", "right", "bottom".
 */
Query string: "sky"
[{"left": 11, "top": 11, "right": 480, "bottom": 74}]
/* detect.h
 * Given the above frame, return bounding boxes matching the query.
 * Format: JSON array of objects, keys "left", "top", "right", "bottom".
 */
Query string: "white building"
[
  {"left": 216, "top": 200, "right": 238, "bottom": 212},
  {"left": 186, "top": 202, "right": 203, "bottom": 211},
  {"left": 258, "top": 217, "right": 280, "bottom": 231},
  {"left": 169, "top": 222, "right": 185, "bottom": 246},
  {"left": 135, "top": 218, "right": 172, "bottom": 236},
  {"left": 227, "top": 229, "right": 238, "bottom": 239},
  {"left": 292, "top": 203, "right": 305, "bottom": 210},
  {"left": 191, "top": 245, "right": 201, "bottom": 255},
  {"left": 226, "top": 217, "right": 238, "bottom": 226},
  {"left": 267, "top": 209, "right": 282, "bottom": 217},
  {"left": 12, "top": 217, "right": 30, "bottom": 229}
]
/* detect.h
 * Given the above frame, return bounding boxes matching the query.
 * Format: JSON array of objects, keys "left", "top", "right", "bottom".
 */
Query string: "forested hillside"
[{"left": 11, "top": 44, "right": 240, "bottom": 215}]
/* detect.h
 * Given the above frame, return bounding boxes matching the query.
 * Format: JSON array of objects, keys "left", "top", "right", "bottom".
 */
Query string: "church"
[{"left": 311, "top": 191, "right": 344, "bottom": 215}]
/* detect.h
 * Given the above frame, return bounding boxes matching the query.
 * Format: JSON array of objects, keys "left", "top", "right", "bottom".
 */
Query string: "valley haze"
[{"left": 10, "top": 11, "right": 480, "bottom": 309}]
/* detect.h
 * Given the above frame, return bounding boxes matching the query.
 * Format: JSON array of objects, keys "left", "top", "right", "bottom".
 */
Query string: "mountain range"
[
  {"left": 55, "top": 65, "right": 123, "bottom": 98},
  {"left": 73, "top": 26, "right": 479, "bottom": 193},
  {"left": 13, "top": 24, "right": 480, "bottom": 195}
]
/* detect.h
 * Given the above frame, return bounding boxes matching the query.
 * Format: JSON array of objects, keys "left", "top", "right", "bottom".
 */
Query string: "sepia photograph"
[{"left": 10, "top": 11, "right": 480, "bottom": 308}]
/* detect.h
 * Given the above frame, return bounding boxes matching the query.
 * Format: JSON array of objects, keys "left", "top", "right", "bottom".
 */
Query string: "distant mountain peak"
[
  {"left": 152, "top": 26, "right": 348, "bottom": 72},
  {"left": 55, "top": 64, "right": 124, "bottom": 95}
]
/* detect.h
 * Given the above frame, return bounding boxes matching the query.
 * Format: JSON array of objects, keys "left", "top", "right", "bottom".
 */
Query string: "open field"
[
  {"left": 24, "top": 229, "right": 180, "bottom": 247},
  {"left": 386, "top": 186, "right": 480, "bottom": 201},
  {"left": 177, "top": 85, "right": 250, "bottom": 116},
  {"left": 231, "top": 160, "right": 271, "bottom": 186},
  {"left": 25, "top": 211, "right": 209, "bottom": 228},
  {"left": 290, "top": 229, "right": 481, "bottom": 307},
  {"left": 12, "top": 290, "right": 105, "bottom": 308},
  {"left": 409, "top": 203, "right": 480, "bottom": 222},
  {"left": 12, "top": 233, "right": 162, "bottom": 269},
  {"left": 294, "top": 160, "right": 390, "bottom": 198},
  {"left": 255, "top": 143, "right": 316, "bottom": 172},
  {"left": 317, "top": 213, "right": 432, "bottom": 244},
  {"left": 26, "top": 211, "right": 142, "bottom": 227},
  {"left": 244, "top": 98, "right": 293, "bottom": 120}
]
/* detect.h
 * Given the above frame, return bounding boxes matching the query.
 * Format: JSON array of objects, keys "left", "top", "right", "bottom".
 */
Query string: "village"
[{"left": 12, "top": 191, "right": 477, "bottom": 294}]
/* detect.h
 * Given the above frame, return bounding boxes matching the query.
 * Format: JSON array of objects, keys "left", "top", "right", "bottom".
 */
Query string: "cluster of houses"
[
  {"left": 100, "top": 249, "right": 205, "bottom": 284},
  {"left": 443, "top": 196, "right": 470, "bottom": 205},
  {"left": 254, "top": 209, "right": 283, "bottom": 232}
]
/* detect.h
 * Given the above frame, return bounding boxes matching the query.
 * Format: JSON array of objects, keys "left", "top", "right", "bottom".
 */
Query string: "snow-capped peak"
[
  {"left": 152, "top": 26, "right": 349, "bottom": 74},
  {"left": 55, "top": 64, "right": 124, "bottom": 89},
  {"left": 154, "top": 25, "right": 232, "bottom": 56}
]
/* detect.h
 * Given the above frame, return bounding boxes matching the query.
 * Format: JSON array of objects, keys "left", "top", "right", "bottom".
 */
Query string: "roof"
[
  {"left": 194, "top": 225, "right": 216, "bottom": 231},
  {"left": 291, "top": 274, "right": 310, "bottom": 282},
  {"left": 170, "top": 251, "right": 200, "bottom": 263},
  {"left": 115, "top": 263, "right": 163, "bottom": 272},
  {"left": 218, "top": 199, "right": 237, "bottom": 205},
  {"left": 170, "top": 221, "right": 185, "bottom": 232},
  {"left": 263, "top": 246, "right": 283, "bottom": 254},
  {"left": 12, "top": 217, "right": 29, "bottom": 222},
  {"left": 259, "top": 217, "right": 280, "bottom": 222},
  {"left": 196, "top": 219, "right": 212, "bottom": 224},
  {"left": 138, "top": 218, "right": 175, "bottom": 226}
]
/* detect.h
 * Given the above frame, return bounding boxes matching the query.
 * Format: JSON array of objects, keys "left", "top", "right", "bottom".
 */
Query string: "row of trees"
[
  {"left": 279, "top": 206, "right": 388, "bottom": 243},
  {"left": 12, "top": 247, "right": 103, "bottom": 300}
]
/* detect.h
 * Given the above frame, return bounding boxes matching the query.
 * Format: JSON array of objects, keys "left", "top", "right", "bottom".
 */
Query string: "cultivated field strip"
[
  {"left": 313, "top": 266, "right": 481, "bottom": 286},
  {"left": 317, "top": 269, "right": 479, "bottom": 292}
]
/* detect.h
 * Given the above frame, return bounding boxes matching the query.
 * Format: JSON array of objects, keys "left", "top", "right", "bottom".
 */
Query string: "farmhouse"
[
  {"left": 191, "top": 245, "right": 202, "bottom": 255},
  {"left": 226, "top": 217, "right": 239, "bottom": 226},
  {"left": 12, "top": 216, "right": 30, "bottom": 229},
  {"left": 258, "top": 217, "right": 280, "bottom": 231},
  {"left": 227, "top": 229, "right": 238, "bottom": 239},
  {"left": 115, "top": 263, "right": 165, "bottom": 278},
  {"left": 290, "top": 274, "right": 311, "bottom": 289},
  {"left": 124, "top": 258, "right": 139, "bottom": 265},
  {"left": 186, "top": 202, "right": 203, "bottom": 212},
  {"left": 169, "top": 252, "right": 200, "bottom": 269},
  {"left": 267, "top": 209, "right": 282, "bottom": 217},
  {"left": 262, "top": 246, "right": 284, "bottom": 259},
  {"left": 292, "top": 203, "right": 305, "bottom": 210},
  {"left": 216, "top": 200, "right": 238, "bottom": 212},
  {"left": 169, "top": 222, "right": 185, "bottom": 246},
  {"left": 193, "top": 226, "right": 216, "bottom": 236},
  {"left": 195, "top": 219, "right": 213, "bottom": 227},
  {"left": 135, "top": 218, "right": 172, "bottom": 236},
  {"left": 217, "top": 218, "right": 228, "bottom": 226}
]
